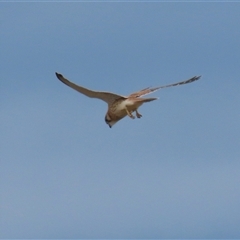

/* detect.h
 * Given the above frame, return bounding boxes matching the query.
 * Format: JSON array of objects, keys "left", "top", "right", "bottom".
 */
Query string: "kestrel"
[{"left": 55, "top": 72, "right": 201, "bottom": 128}]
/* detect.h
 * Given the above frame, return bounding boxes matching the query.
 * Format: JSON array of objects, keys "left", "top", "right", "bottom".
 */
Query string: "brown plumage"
[{"left": 55, "top": 72, "right": 201, "bottom": 128}]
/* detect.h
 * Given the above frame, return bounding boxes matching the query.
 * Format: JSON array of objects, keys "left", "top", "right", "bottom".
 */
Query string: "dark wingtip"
[{"left": 55, "top": 72, "right": 63, "bottom": 79}]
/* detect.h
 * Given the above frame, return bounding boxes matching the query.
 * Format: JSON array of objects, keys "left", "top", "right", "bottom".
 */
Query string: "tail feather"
[{"left": 136, "top": 97, "right": 158, "bottom": 103}]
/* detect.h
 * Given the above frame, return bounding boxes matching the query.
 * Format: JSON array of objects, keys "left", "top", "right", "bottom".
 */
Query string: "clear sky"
[{"left": 1, "top": 2, "right": 240, "bottom": 239}]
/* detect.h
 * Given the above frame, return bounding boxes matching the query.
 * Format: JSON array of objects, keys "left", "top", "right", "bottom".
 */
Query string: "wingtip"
[{"left": 55, "top": 72, "right": 63, "bottom": 79}]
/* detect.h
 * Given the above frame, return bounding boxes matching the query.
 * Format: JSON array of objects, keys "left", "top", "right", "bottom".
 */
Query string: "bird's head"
[{"left": 104, "top": 114, "right": 117, "bottom": 128}]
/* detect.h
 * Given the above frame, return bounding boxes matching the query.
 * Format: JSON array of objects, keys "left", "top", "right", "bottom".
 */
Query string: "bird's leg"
[
  {"left": 136, "top": 110, "right": 142, "bottom": 118},
  {"left": 125, "top": 108, "right": 135, "bottom": 119}
]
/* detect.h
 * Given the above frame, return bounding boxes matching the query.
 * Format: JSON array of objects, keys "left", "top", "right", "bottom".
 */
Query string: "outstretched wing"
[
  {"left": 128, "top": 75, "right": 201, "bottom": 98},
  {"left": 55, "top": 72, "right": 126, "bottom": 105}
]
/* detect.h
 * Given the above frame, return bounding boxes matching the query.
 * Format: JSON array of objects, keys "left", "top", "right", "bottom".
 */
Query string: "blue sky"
[{"left": 1, "top": 2, "right": 240, "bottom": 238}]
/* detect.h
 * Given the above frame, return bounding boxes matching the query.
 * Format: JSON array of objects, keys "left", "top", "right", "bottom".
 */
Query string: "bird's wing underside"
[
  {"left": 128, "top": 75, "right": 201, "bottom": 98},
  {"left": 55, "top": 72, "right": 126, "bottom": 105}
]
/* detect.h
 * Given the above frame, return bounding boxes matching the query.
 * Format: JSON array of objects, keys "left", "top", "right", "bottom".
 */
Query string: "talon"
[
  {"left": 125, "top": 108, "right": 135, "bottom": 119},
  {"left": 136, "top": 110, "right": 142, "bottom": 118}
]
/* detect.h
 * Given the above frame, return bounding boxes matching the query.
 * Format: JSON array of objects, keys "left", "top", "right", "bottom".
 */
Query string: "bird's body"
[
  {"left": 55, "top": 72, "right": 201, "bottom": 128},
  {"left": 105, "top": 97, "right": 156, "bottom": 123}
]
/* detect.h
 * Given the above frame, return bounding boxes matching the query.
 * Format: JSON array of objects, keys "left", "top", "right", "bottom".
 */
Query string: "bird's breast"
[{"left": 112, "top": 99, "right": 141, "bottom": 115}]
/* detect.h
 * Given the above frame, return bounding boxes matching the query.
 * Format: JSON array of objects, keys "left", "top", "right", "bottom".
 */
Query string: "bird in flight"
[{"left": 55, "top": 72, "right": 201, "bottom": 128}]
